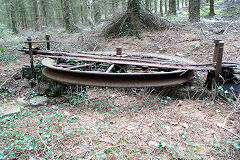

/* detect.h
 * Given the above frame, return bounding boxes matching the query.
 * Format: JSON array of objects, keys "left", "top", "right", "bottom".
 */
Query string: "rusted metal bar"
[
  {"left": 215, "top": 41, "right": 224, "bottom": 81},
  {"left": 65, "top": 64, "right": 92, "bottom": 70},
  {"left": 27, "top": 37, "right": 34, "bottom": 71},
  {"left": 116, "top": 48, "right": 122, "bottom": 55},
  {"left": 213, "top": 38, "right": 221, "bottom": 62},
  {"left": 46, "top": 34, "right": 50, "bottom": 50},
  {"left": 106, "top": 64, "right": 115, "bottom": 73}
]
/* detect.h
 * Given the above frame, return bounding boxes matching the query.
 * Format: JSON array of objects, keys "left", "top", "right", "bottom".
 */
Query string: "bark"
[
  {"left": 145, "top": 0, "right": 150, "bottom": 9},
  {"left": 185, "top": 0, "right": 188, "bottom": 7},
  {"left": 189, "top": 0, "right": 200, "bottom": 22},
  {"left": 93, "top": 1, "right": 101, "bottom": 24},
  {"left": 177, "top": 0, "right": 180, "bottom": 10},
  {"left": 17, "top": 0, "right": 27, "bottom": 29},
  {"left": 33, "top": 0, "right": 39, "bottom": 31},
  {"left": 102, "top": 0, "right": 172, "bottom": 38},
  {"left": 122, "top": 0, "right": 126, "bottom": 11},
  {"left": 169, "top": 0, "right": 176, "bottom": 15},
  {"left": 112, "top": 0, "right": 116, "bottom": 16},
  {"left": 9, "top": 0, "right": 18, "bottom": 34},
  {"left": 209, "top": 0, "right": 215, "bottom": 16},
  {"left": 160, "top": 0, "right": 163, "bottom": 16},
  {"left": 165, "top": 0, "right": 168, "bottom": 14},
  {"left": 61, "top": 0, "right": 79, "bottom": 32},
  {"left": 154, "top": 0, "right": 157, "bottom": 13}
]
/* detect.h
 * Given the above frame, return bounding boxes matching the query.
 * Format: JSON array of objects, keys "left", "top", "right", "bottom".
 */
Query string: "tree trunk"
[
  {"left": 102, "top": 0, "right": 171, "bottom": 38},
  {"left": 165, "top": 0, "right": 168, "bottom": 14},
  {"left": 93, "top": 1, "right": 101, "bottom": 24},
  {"left": 185, "top": 0, "right": 188, "bottom": 7},
  {"left": 145, "top": 0, "right": 150, "bottom": 9},
  {"left": 154, "top": 0, "right": 157, "bottom": 13},
  {"left": 39, "top": 0, "right": 48, "bottom": 27},
  {"left": 189, "top": 0, "right": 200, "bottom": 22},
  {"left": 160, "top": 0, "right": 163, "bottom": 16},
  {"left": 61, "top": 0, "right": 79, "bottom": 32},
  {"left": 112, "top": 0, "right": 116, "bottom": 16},
  {"left": 169, "top": 0, "right": 176, "bottom": 15},
  {"left": 209, "top": 0, "right": 215, "bottom": 16},
  {"left": 9, "top": 0, "right": 18, "bottom": 34},
  {"left": 104, "top": 0, "right": 108, "bottom": 19},
  {"left": 128, "top": 0, "right": 142, "bottom": 37},
  {"left": 122, "top": 0, "right": 126, "bottom": 11},
  {"left": 182, "top": 0, "right": 184, "bottom": 7},
  {"left": 17, "top": 0, "right": 27, "bottom": 29},
  {"left": 177, "top": 0, "right": 180, "bottom": 10},
  {"left": 32, "top": 0, "right": 39, "bottom": 31}
]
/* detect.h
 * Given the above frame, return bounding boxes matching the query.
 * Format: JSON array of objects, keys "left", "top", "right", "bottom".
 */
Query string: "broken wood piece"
[
  {"left": 55, "top": 64, "right": 73, "bottom": 68},
  {"left": 215, "top": 41, "right": 224, "bottom": 81},
  {"left": 106, "top": 64, "right": 115, "bottom": 73},
  {"left": 116, "top": 48, "right": 122, "bottom": 56},
  {"left": 65, "top": 64, "right": 92, "bottom": 70},
  {"left": 213, "top": 38, "right": 221, "bottom": 62}
]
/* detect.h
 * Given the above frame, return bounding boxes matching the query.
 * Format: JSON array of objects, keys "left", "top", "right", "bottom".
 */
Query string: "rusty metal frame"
[{"left": 41, "top": 58, "right": 195, "bottom": 88}]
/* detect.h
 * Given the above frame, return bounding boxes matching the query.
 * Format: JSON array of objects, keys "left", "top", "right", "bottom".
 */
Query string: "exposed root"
[{"left": 101, "top": 2, "right": 173, "bottom": 38}]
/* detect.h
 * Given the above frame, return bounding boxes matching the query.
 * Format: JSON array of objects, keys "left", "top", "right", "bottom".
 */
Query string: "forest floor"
[{"left": 0, "top": 1, "right": 240, "bottom": 160}]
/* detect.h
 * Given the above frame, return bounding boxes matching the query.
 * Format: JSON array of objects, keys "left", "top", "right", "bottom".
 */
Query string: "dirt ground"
[{"left": 0, "top": 9, "right": 240, "bottom": 160}]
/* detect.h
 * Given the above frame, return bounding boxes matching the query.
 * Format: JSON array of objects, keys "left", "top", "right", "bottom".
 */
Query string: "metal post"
[
  {"left": 213, "top": 38, "right": 221, "bottom": 62},
  {"left": 116, "top": 48, "right": 122, "bottom": 56},
  {"left": 27, "top": 37, "right": 34, "bottom": 70},
  {"left": 46, "top": 34, "right": 50, "bottom": 50},
  {"left": 215, "top": 41, "right": 224, "bottom": 81}
]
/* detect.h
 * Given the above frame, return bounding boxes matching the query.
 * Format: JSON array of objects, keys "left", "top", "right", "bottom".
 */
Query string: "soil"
[{"left": 0, "top": 6, "right": 240, "bottom": 160}]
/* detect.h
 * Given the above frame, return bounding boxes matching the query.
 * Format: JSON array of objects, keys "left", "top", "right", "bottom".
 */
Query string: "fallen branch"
[
  {"left": 0, "top": 72, "right": 18, "bottom": 89},
  {"left": 223, "top": 21, "right": 234, "bottom": 35}
]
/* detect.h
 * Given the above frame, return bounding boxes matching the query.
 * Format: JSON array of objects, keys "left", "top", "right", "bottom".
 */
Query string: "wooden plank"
[
  {"left": 106, "top": 64, "right": 115, "bottom": 73},
  {"left": 42, "top": 55, "right": 215, "bottom": 71},
  {"left": 65, "top": 64, "right": 92, "bottom": 70}
]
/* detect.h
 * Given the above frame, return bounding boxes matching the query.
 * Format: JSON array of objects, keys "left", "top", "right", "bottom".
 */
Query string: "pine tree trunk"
[
  {"left": 61, "top": 0, "right": 78, "bottom": 32},
  {"left": 145, "top": 0, "right": 150, "bottom": 9},
  {"left": 93, "top": 1, "right": 101, "bottom": 24},
  {"left": 209, "top": 0, "right": 215, "bottom": 16},
  {"left": 9, "top": 0, "right": 18, "bottom": 34},
  {"left": 165, "top": 0, "right": 168, "bottom": 14},
  {"left": 189, "top": 0, "right": 200, "bottom": 22},
  {"left": 112, "top": 0, "right": 116, "bottom": 16},
  {"left": 177, "top": 0, "right": 180, "bottom": 10},
  {"left": 185, "top": 0, "right": 188, "bottom": 7},
  {"left": 154, "top": 0, "right": 157, "bottom": 13},
  {"left": 169, "top": 0, "right": 176, "bottom": 15},
  {"left": 122, "top": 0, "right": 126, "bottom": 11},
  {"left": 17, "top": 0, "right": 27, "bottom": 29},
  {"left": 160, "top": 0, "right": 163, "bottom": 16},
  {"left": 128, "top": 0, "right": 142, "bottom": 37},
  {"left": 39, "top": 0, "right": 48, "bottom": 26},
  {"left": 33, "top": 0, "right": 39, "bottom": 31}
]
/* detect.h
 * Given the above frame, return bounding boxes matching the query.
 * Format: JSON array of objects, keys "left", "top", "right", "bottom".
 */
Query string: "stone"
[
  {"left": 148, "top": 141, "right": 159, "bottom": 148},
  {"left": 30, "top": 96, "right": 48, "bottom": 106},
  {"left": 0, "top": 102, "right": 21, "bottom": 116},
  {"left": 182, "top": 123, "right": 188, "bottom": 128}
]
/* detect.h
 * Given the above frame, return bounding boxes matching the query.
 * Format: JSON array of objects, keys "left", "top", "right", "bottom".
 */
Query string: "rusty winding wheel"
[{"left": 40, "top": 51, "right": 199, "bottom": 88}]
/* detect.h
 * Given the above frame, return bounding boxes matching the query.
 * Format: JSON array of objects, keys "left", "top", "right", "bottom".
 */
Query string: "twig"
[
  {"left": 37, "top": 126, "right": 54, "bottom": 153},
  {"left": 223, "top": 21, "right": 234, "bottom": 35},
  {"left": 217, "top": 125, "right": 240, "bottom": 138},
  {"left": 87, "top": 144, "right": 132, "bottom": 160},
  {"left": 0, "top": 72, "right": 17, "bottom": 89}
]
